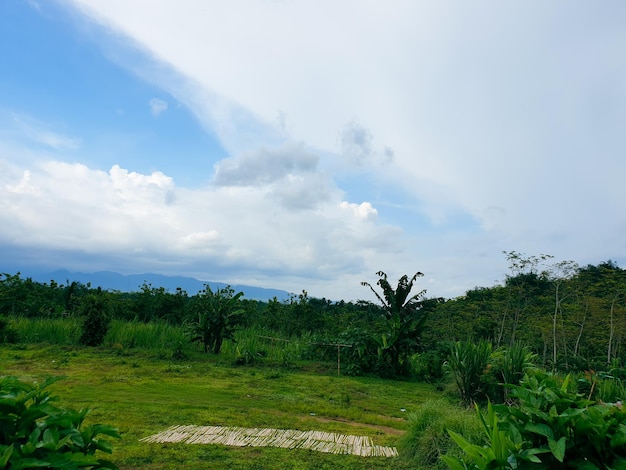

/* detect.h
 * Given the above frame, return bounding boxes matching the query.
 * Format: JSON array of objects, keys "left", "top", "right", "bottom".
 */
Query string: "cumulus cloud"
[
  {"left": 148, "top": 98, "right": 168, "bottom": 116},
  {"left": 0, "top": 158, "right": 407, "bottom": 298},
  {"left": 269, "top": 172, "right": 336, "bottom": 210},
  {"left": 212, "top": 143, "right": 336, "bottom": 211},
  {"left": 213, "top": 143, "right": 318, "bottom": 186}
]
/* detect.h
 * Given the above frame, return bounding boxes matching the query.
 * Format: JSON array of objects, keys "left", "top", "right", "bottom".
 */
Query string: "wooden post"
[{"left": 337, "top": 344, "right": 341, "bottom": 376}]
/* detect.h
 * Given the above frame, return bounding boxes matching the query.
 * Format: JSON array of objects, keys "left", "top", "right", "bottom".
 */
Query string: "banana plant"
[{"left": 361, "top": 271, "right": 431, "bottom": 375}]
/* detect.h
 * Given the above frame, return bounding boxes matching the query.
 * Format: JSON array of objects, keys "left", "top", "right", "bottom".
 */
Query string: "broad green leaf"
[
  {"left": 524, "top": 422, "right": 554, "bottom": 439},
  {"left": 94, "top": 438, "right": 114, "bottom": 454},
  {"left": 41, "top": 427, "right": 60, "bottom": 450},
  {"left": 548, "top": 436, "right": 566, "bottom": 462}
]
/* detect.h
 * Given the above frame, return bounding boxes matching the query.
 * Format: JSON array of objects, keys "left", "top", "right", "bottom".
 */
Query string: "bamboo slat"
[{"left": 141, "top": 425, "right": 398, "bottom": 457}]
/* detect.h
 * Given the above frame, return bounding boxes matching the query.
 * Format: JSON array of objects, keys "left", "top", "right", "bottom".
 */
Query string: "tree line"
[{"left": 1, "top": 251, "right": 625, "bottom": 376}]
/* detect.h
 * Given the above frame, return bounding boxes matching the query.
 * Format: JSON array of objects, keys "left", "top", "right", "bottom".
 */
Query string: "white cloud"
[
  {"left": 6, "top": 170, "right": 38, "bottom": 195},
  {"left": 179, "top": 230, "right": 222, "bottom": 250},
  {"left": 0, "top": 158, "right": 408, "bottom": 298},
  {"left": 213, "top": 143, "right": 318, "bottom": 187},
  {"left": 339, "top": 201, "right": 378, "bottom": 221},
  {"left": 148, "top": 98, "right": 168, "bottom": 116}
]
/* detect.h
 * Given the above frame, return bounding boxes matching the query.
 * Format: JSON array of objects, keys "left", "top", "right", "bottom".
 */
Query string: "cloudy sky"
[{"left": 1, "top": 0, "right": 625, "bottom": 300}]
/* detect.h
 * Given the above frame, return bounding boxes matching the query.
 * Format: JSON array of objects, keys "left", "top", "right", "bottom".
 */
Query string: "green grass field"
[{"left": 0, "top": 343, "right": 445, "bottom": 469}]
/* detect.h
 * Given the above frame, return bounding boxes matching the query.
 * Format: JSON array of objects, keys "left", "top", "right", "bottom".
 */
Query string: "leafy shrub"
[
  {"left": 0, "top": 376, "right": 120, "bottom": 469},
  {"left": 79, "top": 295, "right": 111, "bottom": 347},
  {"left": 399, "top": 399, "right": 482, "bottom": 469},
  {"left": 444, "top": 369, "right": 626, "bottom": 469},
  {"left": 411, "top": 350, "right": 447, "bottom": 383},
  {"left": 333, "top": 327, "right": 381, "bottom": 376},
  {"left": 0, "top": 316, "right": 18, "bottom": 343}
]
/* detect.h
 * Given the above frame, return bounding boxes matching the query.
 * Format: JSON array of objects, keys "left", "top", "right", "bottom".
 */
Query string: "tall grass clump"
[
  {"left": 497, "top": 342, "right": 537, "bottom": 387},
  {"left": 9, "top": 316, "right": 81, "bottom": 345},
  {"left": 223, "top": 328, "right": 308, "bottom": 367},
  {"left": 446, "top": 339, "right": 492, "bottom": 404},
  {"left": 487, "top": 342, "right": 537, "bottom": 402},
  {"left": 595, "top": 377, "right": 626, "bottom": 403},
  {"left": 578, "top": 369, "right": 626, "bottom": 403},
  {"left": 104, "top": 320, "right": 187, "bottom": 350},
  {"left": 226, "top": 327, "right": 268, "bottom": 364},
  {"left": 399, "top": 399, "right": 483, "bottom": 469}
]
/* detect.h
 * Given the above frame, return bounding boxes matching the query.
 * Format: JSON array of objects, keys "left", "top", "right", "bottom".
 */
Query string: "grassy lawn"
[{"left": 1, "top": 344, "right": 443, "bottom": 469}]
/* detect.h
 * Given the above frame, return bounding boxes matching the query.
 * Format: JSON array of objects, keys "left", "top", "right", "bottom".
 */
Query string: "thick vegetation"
[
  {"left": 2, "top": 253, "right": 625, "bottom": 374},
  {"left": 444, "top": 370, "right": 626, "bottom": 469}
]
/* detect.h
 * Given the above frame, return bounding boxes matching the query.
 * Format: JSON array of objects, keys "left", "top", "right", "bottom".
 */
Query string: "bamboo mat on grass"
[{"left": 141, "top": 425, "right": 398, "bottom": 457}]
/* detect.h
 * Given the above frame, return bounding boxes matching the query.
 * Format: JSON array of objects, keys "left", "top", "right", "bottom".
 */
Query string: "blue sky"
[{"left": 1, "top": 0, "right": 625, "bottom": 300}]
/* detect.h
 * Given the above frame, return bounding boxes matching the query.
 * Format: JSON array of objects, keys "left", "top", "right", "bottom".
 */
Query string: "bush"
[
  {"left": 411, "top": 350, "right": 447, "bottom": 383},
  {"left": 0, "top": 316, "right": 18, "bottom": 343},
  {"left": 399, "top": 399, "right": 482, "bottom": 469},
  {"left": 333, "top": 327, "right": 381, "bottom": 376},
  {"left": 0, "top": 376, "right": 120, "bottom": 469},
  {"left": 444, "top": 369, "right": 626, "bottom": 469},
  {"left": 79, "top": 295, "right": 111, "bottom": 347}
]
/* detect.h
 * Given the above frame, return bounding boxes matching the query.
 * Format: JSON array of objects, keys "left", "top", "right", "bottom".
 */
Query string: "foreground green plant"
[
  {"left": 444, "top": 370, "right": 626, "bottom": 469},
  {"left": 0, "top": 376, "right": 120, "bottom": 469}
]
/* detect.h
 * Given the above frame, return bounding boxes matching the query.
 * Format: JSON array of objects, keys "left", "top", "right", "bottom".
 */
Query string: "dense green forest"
[{"left": 1, "top": 252, "right": 625, "bottom": 376}]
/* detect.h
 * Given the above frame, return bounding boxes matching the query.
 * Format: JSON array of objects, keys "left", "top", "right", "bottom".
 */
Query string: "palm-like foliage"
[
  {"left": 187, "top": 285, "right": 245, "bottom": 354},
  {"left": 361, "top": 271, "right": 429, "bottom": 375}
]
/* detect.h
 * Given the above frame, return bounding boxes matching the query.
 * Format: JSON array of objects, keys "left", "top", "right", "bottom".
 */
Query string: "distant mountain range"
[{"left": 14, "top": 269, "right": 291, "bottom": 302}]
